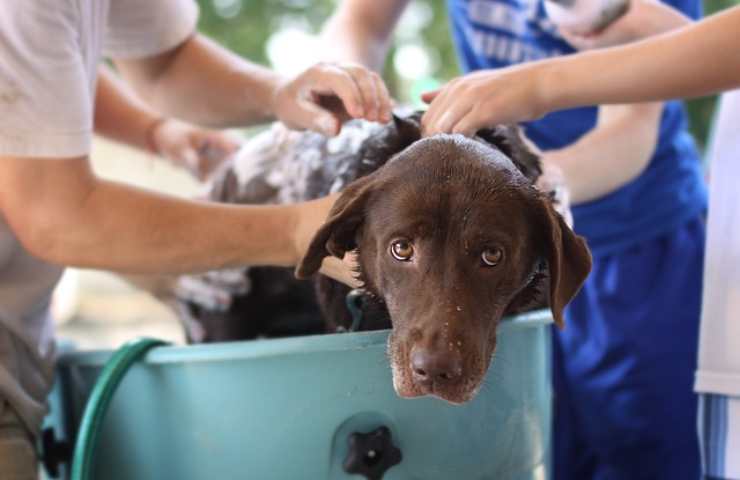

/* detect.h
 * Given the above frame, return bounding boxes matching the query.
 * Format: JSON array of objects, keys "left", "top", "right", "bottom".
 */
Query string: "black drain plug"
[{"left": 343, "top": 426, "right": 402, "bottom": 479}]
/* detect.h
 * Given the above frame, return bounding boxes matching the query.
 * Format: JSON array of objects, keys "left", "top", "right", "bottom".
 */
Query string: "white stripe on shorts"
[{"left": 700, "top": 393, "right": 740, "bottom": 479}]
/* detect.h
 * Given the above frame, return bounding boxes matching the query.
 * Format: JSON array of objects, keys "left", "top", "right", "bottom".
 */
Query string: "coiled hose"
[{"left": 70, "top": 337, "right": 168, "bottom": 480}]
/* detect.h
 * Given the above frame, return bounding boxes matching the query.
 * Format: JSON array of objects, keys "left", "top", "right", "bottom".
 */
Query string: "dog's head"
[{"left": 296, "top": 114, "right": 591, "bottom": 404}]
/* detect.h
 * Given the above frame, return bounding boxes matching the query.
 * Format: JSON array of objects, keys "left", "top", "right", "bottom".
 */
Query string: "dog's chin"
[{"left": 390, "top": 360, "right": 483, "bottom": 405}]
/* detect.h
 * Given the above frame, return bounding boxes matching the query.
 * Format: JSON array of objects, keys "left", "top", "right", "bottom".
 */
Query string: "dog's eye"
[
  {"left": 481, "top": 248, "right": 503, "bottom": 267},
  {"left": 390, "top": 240, "right": 414, "bottom": 261}
]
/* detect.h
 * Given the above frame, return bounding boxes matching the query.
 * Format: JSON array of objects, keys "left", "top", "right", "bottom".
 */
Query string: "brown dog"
[
  {"left": 294, "top": 115, "right": 591, "bottom": 404},
  {"left": 170, "top": 113, "right": 591, "bottom": 404}
]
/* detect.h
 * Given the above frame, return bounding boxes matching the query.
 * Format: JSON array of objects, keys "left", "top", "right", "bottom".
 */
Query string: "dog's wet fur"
[{"left": 191, "top": 113, "right": 592, "bottom": 404}]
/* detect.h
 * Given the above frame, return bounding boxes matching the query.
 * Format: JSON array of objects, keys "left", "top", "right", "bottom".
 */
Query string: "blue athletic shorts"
[{"left": 553, "top": 216, "right": 705, "bottom": 480}]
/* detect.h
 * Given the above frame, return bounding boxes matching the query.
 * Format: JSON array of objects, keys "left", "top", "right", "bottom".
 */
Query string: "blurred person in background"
[
  {"left": 322, "top": 0, "right": 707, "bottom": 477},
  {"left": 0, "top": 1, "right": 390, "bottom": 478}
]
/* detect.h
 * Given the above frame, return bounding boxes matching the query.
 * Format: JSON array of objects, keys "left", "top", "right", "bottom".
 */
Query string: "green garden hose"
[{"left": 70, "top": 337, "right": 168, "bottom": 480}]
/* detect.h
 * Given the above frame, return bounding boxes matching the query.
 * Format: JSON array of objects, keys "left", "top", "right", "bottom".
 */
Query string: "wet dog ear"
[
  {"left": 533, "top": 194, "right": 592, "bottom": 328},
  {"left": 392, "top": 113, "right": 422, "bottom": 144},
  {"left": 353, "top": 112, "right": 422, "bottom": 175},
  {"left": 476, "top": 126, "right": 542, "bottom": 183},
  {"left": 296, "top": 113, "right": 421, "bottom": 279},
  {"left": 295, "top": 174, "right": 377, "bottom": 279}
]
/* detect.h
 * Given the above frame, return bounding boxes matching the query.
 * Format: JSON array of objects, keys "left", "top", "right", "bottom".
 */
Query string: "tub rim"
[{"left": 58, "top": 309, "right": 552, "bottom": 367}]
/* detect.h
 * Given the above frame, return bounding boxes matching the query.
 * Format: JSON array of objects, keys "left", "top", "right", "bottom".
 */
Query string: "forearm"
[
  {"left": 94, "top": 66, "right": 161, "bottom": 151},
  {"left": 544, "top": 102, "right": 662, "bottom": 204},
  {"left": 321, "top": 15, "right": 388, "bottom": 70},
  {"left": 320, "top": 0, "right": 408, "bottom": 70},
  {"left": 542, "top": 7, "right": 740, "bottom": 109},
  {"left": 1, "top": 156, "right": 298, "bottom": 274},
  {"left": 114, "top": 35, "right": 281, "bottom": 128},
  {"left": 631, "top": 1, "right": 691, "bottom": 35}
]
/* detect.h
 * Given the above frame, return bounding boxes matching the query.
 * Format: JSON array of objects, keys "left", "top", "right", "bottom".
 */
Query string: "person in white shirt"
[
  {"left": 0, "top": 1, "right": 390, "bottom": 478},
  {"left": 419, "top": 4, "right": 740, "bottom": 479}
]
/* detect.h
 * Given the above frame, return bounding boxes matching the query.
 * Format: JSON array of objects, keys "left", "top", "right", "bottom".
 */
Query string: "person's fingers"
[
  {"left": 277, "top": 63, "right": 398, "bottom": 131},
  {"left": 420, "top": 90, "right": 448, "bottom": 134},
  {"left": 426, "top": 102, "right": 474, "bottom": 136},
  {"left": 295, "top": 99, "right": 342, "bottom": 136},
  {"left": 193, "top": 133, "right": 239, "bottom": 180},
  {"left": 344, "top": 65, "right": 379, "bottom": 121},
  {"left": 206, "top": 132, "right": 240, "bottom": 154},
  {"left": 310, "top": 65, "right": 365, "bottom": 119},
  {"left": 313, "top": 93, "right": 352, "bottom": 124},
  {"left": 450, "top": 109, "right": 482, "bottom": 137},
  {"left": 319, "top": 256, "right": 362, "bottom": 288},
  {"left": 420, "top": 89, "right": 441, "bottom": 104},
  {"left": 371, "top": 72, "right": 393, "bottom": 123},
  {"left": 178, "top": 146, "right": 200, "bottom": 174},
  {"left": 421, "top": 85, "right": 459, "bottom": 135}
]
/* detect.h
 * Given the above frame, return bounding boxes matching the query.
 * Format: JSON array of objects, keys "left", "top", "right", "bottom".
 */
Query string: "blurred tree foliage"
[
  {"left": 197, "top": 0, "right": 735, "bottom": 151},
  {"left": 195, "top": 0, "right": 458, "bottom": 103}
]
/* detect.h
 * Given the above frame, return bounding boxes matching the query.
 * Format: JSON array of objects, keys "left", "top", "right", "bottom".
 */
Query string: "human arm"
[
  {"left": 541, "top": 103, "right": 661, "bottom": 203},
  {"left": 95, "top": 66, "right": 239, "bottom": 180},
  {"left": 114, "top": 34, "right": 391, "bottom": 135},
  {"left": 420, "top": 5, "right": 740, "bottom": 129},
  {"left": 421, "top": 1, "right": 670, "bottom": 203},
  {"left": 532, "top": 0, "right": 673, "bottom": 203},
  {"left": 320, "top": 0, "right": 410, "bottom": 71},
  {"left": 0, "top": 155, "right": 355, "bottom": 285}
]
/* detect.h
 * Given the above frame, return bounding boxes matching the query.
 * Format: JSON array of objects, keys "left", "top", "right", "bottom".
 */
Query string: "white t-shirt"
[
  {"left": 0, "top": 0, "right": 198, "bottom": 434},
  {"left": 695, "top": 89, "right": 740, "bottom": 397}
]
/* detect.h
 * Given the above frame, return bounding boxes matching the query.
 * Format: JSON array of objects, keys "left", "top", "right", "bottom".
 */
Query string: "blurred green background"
[{"left": 197, "top": 0, "right": 738, "bottom": 151}]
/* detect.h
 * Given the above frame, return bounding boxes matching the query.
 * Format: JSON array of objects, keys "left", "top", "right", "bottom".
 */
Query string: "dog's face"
[{"left": 297, "top": 118, "right": 591, "bottom": 404}]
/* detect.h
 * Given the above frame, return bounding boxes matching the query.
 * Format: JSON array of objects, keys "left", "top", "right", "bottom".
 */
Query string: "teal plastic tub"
[{"left": 46, "top": 310, "right": 552, "bottom": 480}]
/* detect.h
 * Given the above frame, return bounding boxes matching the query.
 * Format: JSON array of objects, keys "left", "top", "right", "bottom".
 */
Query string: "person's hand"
[
  {"left": 290, "top": 193, "right": 361, "bottom": 287},
  {"left": 272, "top": 62, "right": 393, "bottom": 137},
  {"left": 537, "top": 160, "right": 574, "bottom": 228},
  {"left": 420, "top": 65, "right": 547, "bottom": 136},
  {"left": 151, "top": 118, "right": 240, "bottom": 181},
  {"left": 560, "top": 0, "right": 691, "bottom": 50}
]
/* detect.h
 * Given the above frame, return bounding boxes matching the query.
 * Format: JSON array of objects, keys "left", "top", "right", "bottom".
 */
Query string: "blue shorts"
[{"left": 553, "top": 216, "right": 705, "bottom": 480}]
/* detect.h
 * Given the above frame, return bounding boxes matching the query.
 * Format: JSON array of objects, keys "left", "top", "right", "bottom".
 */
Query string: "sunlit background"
[{"left": 55, "top": 0, "right": 738, "bottom": 350}]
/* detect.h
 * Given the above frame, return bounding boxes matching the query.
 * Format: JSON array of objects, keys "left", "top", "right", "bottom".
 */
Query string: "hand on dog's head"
[{"left": 296, "top": 113, "right": 591, "bottom": 404}]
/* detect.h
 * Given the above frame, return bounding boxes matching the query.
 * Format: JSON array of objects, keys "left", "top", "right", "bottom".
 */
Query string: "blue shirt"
[{"left": 447, "top": 0, "right": 708, "bottom": 256}]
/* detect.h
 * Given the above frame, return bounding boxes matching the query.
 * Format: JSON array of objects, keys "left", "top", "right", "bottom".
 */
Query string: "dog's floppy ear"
[
  {"left": 295, "top": 175, "right": 376, "bottom": 279},
  {"left": 476, "top": 126, "right": 542, "bottom": 183},
  {"left": 533, "top": 194, "right": 592, "bottom": 328},
  {"left": 296, "top": 112, "right": 419, "bottom": 279},
  {"left": 393, "top": 113, "right": 422, "bottom": 142}
]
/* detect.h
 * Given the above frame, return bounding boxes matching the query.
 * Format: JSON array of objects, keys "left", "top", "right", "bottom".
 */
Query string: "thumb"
[{"left": 420, "top": 89, "right": 440, "bottom": 104}]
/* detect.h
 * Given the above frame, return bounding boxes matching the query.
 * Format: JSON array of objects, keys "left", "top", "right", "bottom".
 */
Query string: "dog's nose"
[{"left": 410, "top": 348, "right": 463, "bottom": 385}]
